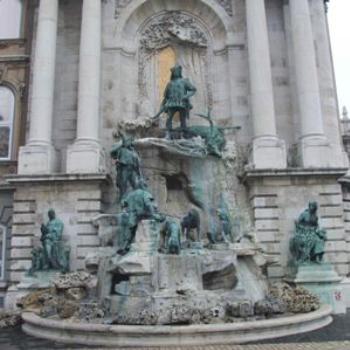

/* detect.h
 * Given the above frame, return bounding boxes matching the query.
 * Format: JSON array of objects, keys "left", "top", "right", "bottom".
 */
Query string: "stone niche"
[{"left": 101, "top": 0, "right": 238, "bottom": 155}]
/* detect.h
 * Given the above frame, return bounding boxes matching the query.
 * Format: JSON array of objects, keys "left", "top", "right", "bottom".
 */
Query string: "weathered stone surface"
[
  {"left": 156, "top": 254, "right": 202, "bottom": 291},
  {"left": 227, "top": 300, "right": 254, "bottom": 318},
  {"left": 254, "top": 297, "right": 287, "bottom": 317},
  {"left": 269, "top": 283, "right": 320, "bottom": 314},
  {"left": 202, "top": 263, "right": 237, "bottom": 291},
  {"left": 65, "top": 287, "right": 87, "bottom": 302},
  {"left": 17, "top": 289, "right": 55, "bottom": 314},
  {"left": 54, "top": 272, "right": 95, "bottom": 290},
  {"left": 111, "top": 308, "right": 158, "bottom": 325},
  {"left": 57, "top": 299, "right": 79, "bottom": 319},
  {"left": 77, "top": 302, "right": 105, "bottom": 321},
  {"left": 111, "top": 254, "right": 153, "bottom": 275},
  {"left": 0, "top": 311, "right": 22, "bottom": 328}
]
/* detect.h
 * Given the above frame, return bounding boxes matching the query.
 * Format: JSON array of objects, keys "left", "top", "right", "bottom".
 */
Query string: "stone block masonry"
[
  {"left": 246, "top": 169, "right": 348, "bottom": 280},
  {"left": 6, "top": 174, "right": 108, "bottom": 283}
]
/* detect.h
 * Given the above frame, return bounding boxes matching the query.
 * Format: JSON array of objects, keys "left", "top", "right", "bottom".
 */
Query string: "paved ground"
[{"left": 1, "top": 313, "right": 350, "bottom": 349}]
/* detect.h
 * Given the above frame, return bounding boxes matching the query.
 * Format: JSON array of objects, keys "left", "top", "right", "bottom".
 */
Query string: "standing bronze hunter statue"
[{"left": 154, "top": 64, "right": 197, "bottom": 139}]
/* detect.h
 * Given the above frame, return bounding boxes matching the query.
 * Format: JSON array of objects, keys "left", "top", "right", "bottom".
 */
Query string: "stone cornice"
[
  {"left": 0, "top": 55, "right": 29, "bottom": 63},
  {"left": 243, "top": 168, "right": 348, "bottom": 183},
  {"left": 5, "top": 173, "right": 110, "bottom": 185}
]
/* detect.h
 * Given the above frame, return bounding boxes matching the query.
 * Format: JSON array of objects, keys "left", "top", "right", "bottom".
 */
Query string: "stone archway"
[
  {"left": 115, "top": 0, "right": 232, "bottom": 50},
  {"left": 110, "top": 0, "right": 232, "bottom": 120}
]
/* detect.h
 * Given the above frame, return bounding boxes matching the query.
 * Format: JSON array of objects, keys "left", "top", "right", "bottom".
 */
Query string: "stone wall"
[
  {"left": 6, "top": 175, "right": 107, "bottom": 283},
  {"left": 20, "top": 0, "right": 343, "bottom": 171},
  {"left": 0, "top": 189, "right": 13, "bottom": 305},
  {"left": 247, "top": 171, "right": 348, "bottom": 279},
  {"left": 341, "top": 182, "right": 350, "bottom": 275}
]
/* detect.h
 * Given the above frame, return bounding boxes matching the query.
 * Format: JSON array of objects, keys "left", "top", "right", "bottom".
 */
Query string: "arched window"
[
  {"left": 0, "top": 0, "right": 23, "bottom": 40},
  {"left": 0, "top": 225, "right": 5, "bottom": 280},
  {"left": 0, "top": 86, "right": 15, "bottom": 160}
]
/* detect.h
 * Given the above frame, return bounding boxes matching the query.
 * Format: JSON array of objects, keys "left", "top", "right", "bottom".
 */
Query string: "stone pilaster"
[
  {"left": 66, "top": 0, "right": 105, "bottom": 173},
  {"left": 18, "top": 0, "right": 59, "bottom": 174},
  {"left": 246, "top": 0, "right": 286, "bottom": 169}
]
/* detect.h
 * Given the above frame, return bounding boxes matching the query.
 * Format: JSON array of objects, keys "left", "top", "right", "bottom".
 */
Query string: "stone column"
[
  {"left": 66, "top": 0, "right": 105, "bottom": 173},
  {"left": 289, "top": 0, "right": 345, "bottom": 167},
  {"left": 246, "top": 0, "right": 286, "bottom": 169},
  {"left": 18, "top": 0, "right": 59, "bottom": 174}
]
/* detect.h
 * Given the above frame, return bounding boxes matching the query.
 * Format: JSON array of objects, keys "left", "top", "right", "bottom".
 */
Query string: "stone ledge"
[
  {"left": 0, "top": 55, "right": 30, "bottom": 63},
  {"left": 5, "top": 173, "right": 110, "bottom": 185},
  {"left": 244, "top": 168, "right": 348, "bottom": 181},
  {"left": 22, "top": 305, "right": 332, "bottom": 347}
]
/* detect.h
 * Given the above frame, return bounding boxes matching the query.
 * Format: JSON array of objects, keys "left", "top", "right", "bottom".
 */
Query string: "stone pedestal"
[
  {"left": 18, "top": 144, "right": 58, "bottom": 174},
  {"left": 340, "top": 277, "right": 350, "bottom": 308},
  {"left": 286, "top": 264, "right": 345, "bottom": 315},
  {"left": 251, "top": 136, "right": 287, "bottom": 169},
  {"left": 299, "top": 136, "right": 348, "bottom": 168},
  {"left": 66, "top": 141, "right": 105, "bottom": 173},
  {"left": 130, "top": 220, "right": 160, "bottom": 255}
]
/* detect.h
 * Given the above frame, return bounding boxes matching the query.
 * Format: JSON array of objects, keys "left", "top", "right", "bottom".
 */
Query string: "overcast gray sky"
[{"left": 328, "top": 0, "right": 350, "bottom": 117}]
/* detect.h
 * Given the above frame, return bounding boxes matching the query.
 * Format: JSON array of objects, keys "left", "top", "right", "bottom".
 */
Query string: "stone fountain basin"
[{"left": 22, "top": 305, "right": 332, "bottom": 347}]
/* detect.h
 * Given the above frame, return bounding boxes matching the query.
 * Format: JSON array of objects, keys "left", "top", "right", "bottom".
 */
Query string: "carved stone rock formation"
[
  {"left": 0, "top": 310, "right": 22, "bottom": 328},
  {"left": 269, "top": 283, "right": 320, "bottom": 314}
]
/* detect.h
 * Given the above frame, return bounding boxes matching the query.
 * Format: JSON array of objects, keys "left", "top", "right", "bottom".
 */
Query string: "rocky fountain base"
[{"left": 19, "top": 219, "right": 333, "bottom": 347}]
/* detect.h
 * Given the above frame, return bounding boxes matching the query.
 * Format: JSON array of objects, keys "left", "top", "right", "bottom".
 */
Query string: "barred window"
[
  {"left": 0, "top": 0, "right": 23, "bottom": 40},
  {"left": 0, "top": 86, "right": 15, "bottom": 160}
]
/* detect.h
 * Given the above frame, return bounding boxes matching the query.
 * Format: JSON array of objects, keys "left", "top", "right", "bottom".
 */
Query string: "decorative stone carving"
[
  {"left": 138, "top": 11, "right": 211, "bottom": 115},
  {"left": 215, "top": 0, "right": 233, "bottom": 17},
  {"left": 140, "top": 11, "right": 208, "bottom": 52},
  {"left": 0, "top": 64, "right": 7, "bottom": 83},
  {"left": 114, "top": 0, "right": 133, "bottom": 19}
]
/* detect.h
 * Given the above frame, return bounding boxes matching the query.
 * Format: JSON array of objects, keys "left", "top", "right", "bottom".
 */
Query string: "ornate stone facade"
[{"left": 2, "top": 0, "right": 350, "bottom": 312}]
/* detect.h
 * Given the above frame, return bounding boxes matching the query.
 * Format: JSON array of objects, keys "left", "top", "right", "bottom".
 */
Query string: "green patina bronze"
[
  {"left": 290, "top": 201, "right": 327, "bottom": 264},
  {"left": 217, "top": 207, "right": 234, "bottom": 244},
  {"left": 159, "top": 216, "right": 182, "bottom": 255},
  {"left": 28, "top": 209, "right": 70, "bottom": 275},
  {"left": 154, "top": 64, "right": 196, "bottom": 139},
  {"left": 117, "top": 182, "right": 162, "bottom": 255},
  {"left": 193, "top": 110, "right": 240, "bottom": 157},
  {"left": 110, "top": 134, "right": 142, "bottom": 199}
]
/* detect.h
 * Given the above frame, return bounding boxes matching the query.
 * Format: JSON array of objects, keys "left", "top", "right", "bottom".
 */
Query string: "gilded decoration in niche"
[
  {"left": 158, "top": 47, "right": 177, "bottom": 101},
  {"left": 138, "top": 11, "right": 211, "bottom": 112}
]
